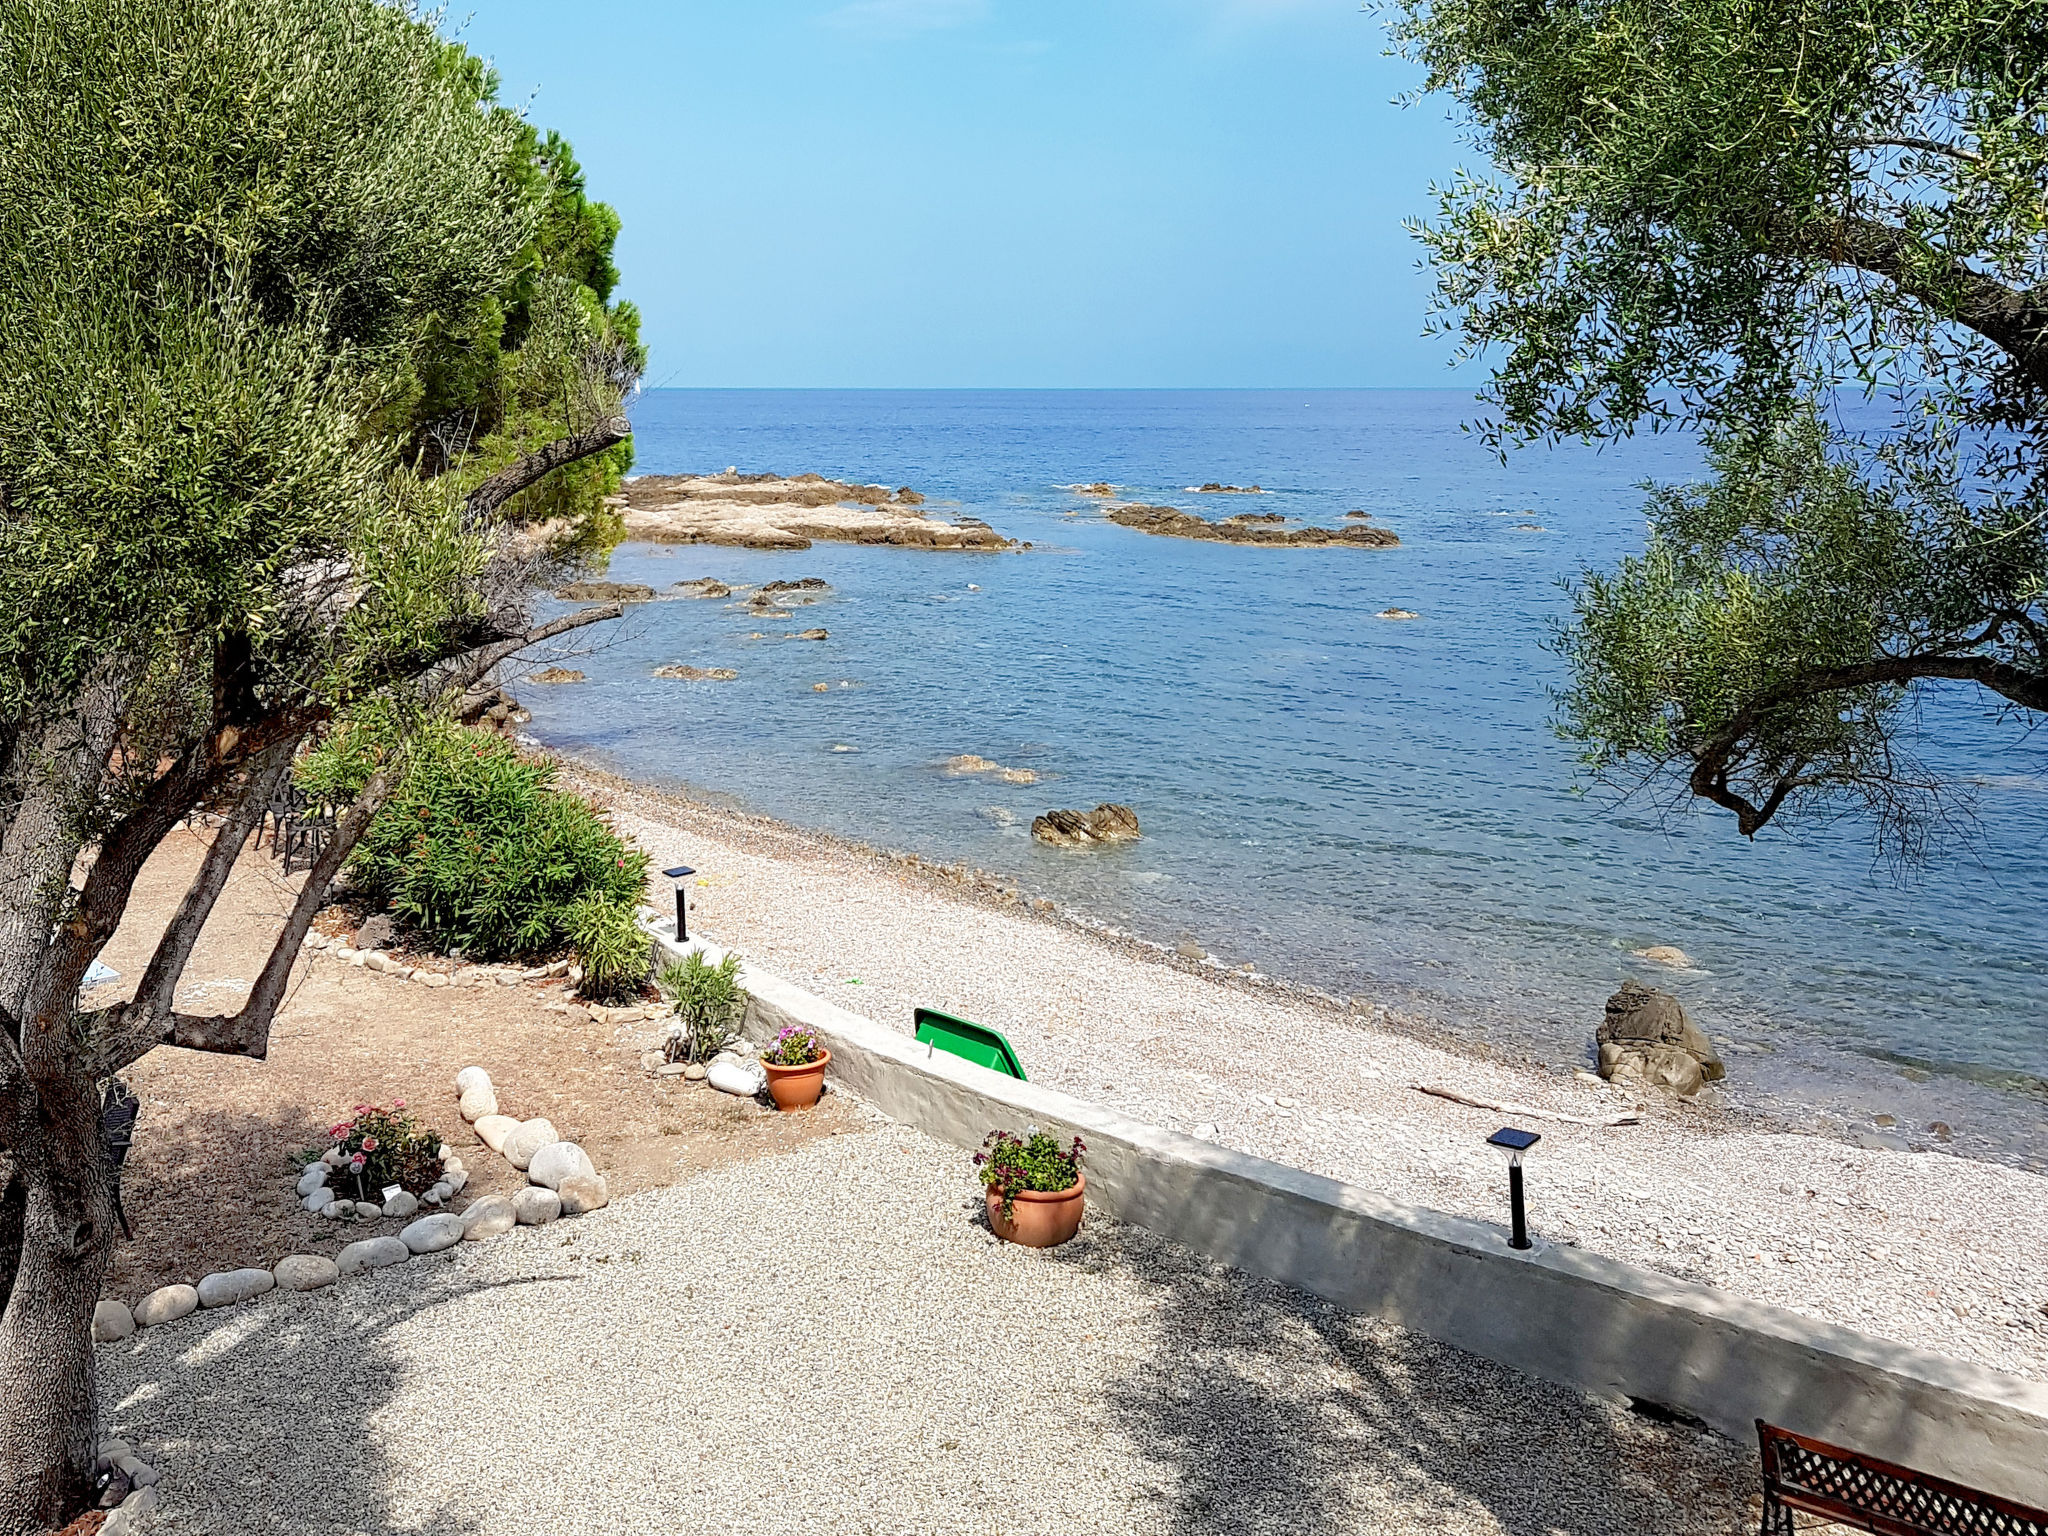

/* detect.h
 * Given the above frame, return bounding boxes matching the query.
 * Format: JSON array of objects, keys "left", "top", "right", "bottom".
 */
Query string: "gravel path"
[
  {"left": 579, "top": 773, "right": 2048, "bottom": 1383},
  {"left": 99, "top": 1122, "right": 1753, "bottom": 1535}
]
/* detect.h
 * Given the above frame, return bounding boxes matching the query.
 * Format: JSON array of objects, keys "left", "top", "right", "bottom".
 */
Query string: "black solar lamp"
[
  {"left": 1487, "top": 1126, "right": 1541, "bottom": 1250},
  {"left": 662, "top": 866, "right": 696, "bottom": 941}
]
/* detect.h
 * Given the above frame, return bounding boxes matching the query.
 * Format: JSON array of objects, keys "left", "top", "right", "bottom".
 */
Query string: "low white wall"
[{"left": 651, "top": 922, "right": 2048, "bottom": 1505}]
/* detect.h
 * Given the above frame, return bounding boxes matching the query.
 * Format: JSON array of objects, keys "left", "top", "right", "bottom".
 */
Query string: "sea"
[{"left": 522, "top": 389, "right": 2048, "bottom": 1165}]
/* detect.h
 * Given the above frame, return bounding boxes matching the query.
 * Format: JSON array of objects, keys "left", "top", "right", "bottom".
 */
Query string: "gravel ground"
[
  {"left": 98, "top": 1121, "right": 1755, "bottom": 1536},
  {"left": 575, "top": 772, "right": 2048, "bottom": 1383}
]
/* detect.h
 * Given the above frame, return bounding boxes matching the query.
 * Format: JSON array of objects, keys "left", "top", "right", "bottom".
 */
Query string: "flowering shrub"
[
  {"left": 760, "top": 1025, "right": 822, "bottom": 1067},
  {"left": 974, "top": 1129, "right": 1085, "bottom": 1223},
  {"left": 316, "top": 1101, "right": 443, "bottom": 1198},
  {"left": 658, "top": 950, "right": 746, "bottom": 1063}
]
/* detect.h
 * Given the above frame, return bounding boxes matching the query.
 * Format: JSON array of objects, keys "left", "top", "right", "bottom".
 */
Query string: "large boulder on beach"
[
  {"left": 1031, "top": 804, "right": 1141, "bottom": 848},
  {"left": 1596, "top": 979, "right": 1724, "bottom": 1095}
]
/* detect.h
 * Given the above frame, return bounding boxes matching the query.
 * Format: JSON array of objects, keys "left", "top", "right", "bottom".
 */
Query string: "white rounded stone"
[
  {"left": 512, "top": 1187, "right": 562, "bottom": 1225},
  {"left": 301, "top": 1187, "right": 335, "bottom": 1213},
  {"left": 400, "top": 1213, "right": 466, "bottom": 1254},
  {"left": 708, "top": 1056, "right": 765, "bottom": 1097},
  {"left": 296, "top": 1164, "right": 330, "bottom": 1197},
  {"left": 197, "top": 1267, "right": 275, "bottom": 1308},
  {"left": 472, "top": 1114, "right": 519, "bottom": 1152},
  {"left": 92, "top": 1299, "right": 135, "bottom": 1343},
  {"left": 455, "top": 1065, "right": 493, "bottom": 1096},
  {"left": 557, "top": 1174, "right": 610, "bottom": 1215},
  {"left": 336, "top": 1235, "right": 412, "bottom": 1275},
  {"left": 444, "top": 1168, "right": 469, "bottom": 1195},
  {"left": 500, "top": 1118, "right": 559, "bottom": 1170},
  {"left": 381, "top": 1191, "right": 419, "bottom": 1219},
  {"left": 460, "top": 1194, "right": 518, "bottom": 1240},
  {"left": 458, "top": 1084, "right": 499, "bottom": 1123},
  {"left": 526, "top": 1141, "right": 596, "bottom": 1190},
  {"left": 273, "top": 1254, "right": 340, "bottom": 1292}
]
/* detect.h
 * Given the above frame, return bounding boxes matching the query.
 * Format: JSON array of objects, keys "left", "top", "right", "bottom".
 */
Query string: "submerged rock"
[
  {"left": 943, "top": 754, "right": 1037, "bottom": 784},
  {"left": 1193, "top": 482, "right": 1265, "bottom": 493},
  {"left": 1031, "top": 804, "right": 1141, "bottom": 847},
  {"left": 1632, "top": 944, "right": 1694, "bottom": 969},
  {"left": 619, "top": 473, "right": 1009, "bottom": 550},
  {"left": 528, "top": 667, "right": 586, "bottom": 684},
  {"left": 673, "top": 578, "right": 732, "bottom": 598},
  {"left": 1596, "top": 979, "right": 1725, "bottom": 1095},
  {"left": 1107, "top": 503, "right": 1397, "bottom": 548}
]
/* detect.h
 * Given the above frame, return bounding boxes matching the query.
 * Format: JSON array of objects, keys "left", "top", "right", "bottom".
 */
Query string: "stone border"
[{"left": 650, "top": 919, "right": 2048, "bottom": 1508}]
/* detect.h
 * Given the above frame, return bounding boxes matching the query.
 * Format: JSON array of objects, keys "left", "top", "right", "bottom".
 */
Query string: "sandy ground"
[
  {"left": 569, "top": 768, "right": 2048, "bottom": 1385},
  {"left": 97, "top": 1122, "right": 1758, "bottom": 1536},
  {"left": 88, "top": 830, "right": 858, "bottom": 1304}
]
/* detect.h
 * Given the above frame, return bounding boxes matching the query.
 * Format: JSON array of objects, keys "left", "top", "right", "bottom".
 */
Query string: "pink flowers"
[
  {"left": 361, "top": 1136, "right": 380, "bottom": 1152},
  {"left": 350, "top": 1153, "right": 366, "bottom": 1169}
]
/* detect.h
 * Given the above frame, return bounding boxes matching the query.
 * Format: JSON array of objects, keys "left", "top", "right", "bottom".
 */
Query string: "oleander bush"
[
  {"left": 657, "top": 950, "right": 747, "bottom": 1062},
  {"left": 566, "top": 891, "right": 653, "bottom": 1002},
  {"left": 299, "top": 720, "right": 649, "bottom": 961}
]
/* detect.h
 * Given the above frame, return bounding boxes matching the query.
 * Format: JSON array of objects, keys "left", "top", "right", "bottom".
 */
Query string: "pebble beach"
[{"left": 576, "top": 766, "right": 2048, "bottom": 1385}]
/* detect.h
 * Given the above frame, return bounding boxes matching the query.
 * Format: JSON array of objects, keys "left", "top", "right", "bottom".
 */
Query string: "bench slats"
[{"left": 1758, "top": 1422, "right": 2048, "bottom": 1536}]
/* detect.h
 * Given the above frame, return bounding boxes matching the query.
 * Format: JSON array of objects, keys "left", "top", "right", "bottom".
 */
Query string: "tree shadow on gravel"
[
  {"left": 1047, "top": 1220, "right": 1758, "bottom": 1536},
  {"left": 94, "top": 1264, "right": 584, "bottom": 1536}
]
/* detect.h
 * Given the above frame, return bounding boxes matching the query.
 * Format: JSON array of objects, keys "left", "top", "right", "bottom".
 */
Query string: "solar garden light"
[
  {"left": 662, "top": 866, "right": 696, "bottom": 941},
  {"left": 1487, "top": 1126, "right": 1541, "bottom": 1250}
]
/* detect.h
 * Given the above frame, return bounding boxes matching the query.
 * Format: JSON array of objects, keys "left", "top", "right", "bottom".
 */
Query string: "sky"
[{"left": 456, "top": 1, "right": 1474, "bottom": 388}]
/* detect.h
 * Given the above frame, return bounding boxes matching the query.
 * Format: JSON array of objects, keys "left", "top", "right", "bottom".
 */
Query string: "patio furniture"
[{"left": 1756, "top": 1420, "right": 2048, "bottom": 1535}]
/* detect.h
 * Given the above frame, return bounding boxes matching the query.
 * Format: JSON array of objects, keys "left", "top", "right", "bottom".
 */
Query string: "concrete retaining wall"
[{"left": 650, "top": 922, "right": 2048, "bottom": 1505}]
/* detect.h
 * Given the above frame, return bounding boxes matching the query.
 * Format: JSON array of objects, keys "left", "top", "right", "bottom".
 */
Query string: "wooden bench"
[{"left": 1757, "top": 1421, "right": 2048, "bottom": 1534}]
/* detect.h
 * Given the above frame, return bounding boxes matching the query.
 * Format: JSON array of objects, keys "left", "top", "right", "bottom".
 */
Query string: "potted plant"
[
  {"left": 759, "top": 1025, "right": 830, "bottom": 1110},
  {"left": 975, "top": 1129, "right": 1086, "bottom": 1248},
  {"left": 656, "top": 950, "right": 748, "bottom": 1064}
]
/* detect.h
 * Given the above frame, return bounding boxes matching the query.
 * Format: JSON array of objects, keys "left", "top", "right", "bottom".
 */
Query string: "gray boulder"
[
  {"left": 197, "top": 1267, "right": 276, "bottom": 1308},
  {"left": 355, "top": 913, "right": 394, "bottom": 951},
  {"left": 1596, "top": 979, "right": 1725, "bottom": 1096},
  {"left": 336, "top": 1236, "right": 412, "bottom": 1275},
  {"left": 296, "top": 1164, "right": 330, "bottom": 1198},
  {"left": 526, "top": 1140, "right": 596, "bottom": 1190},
  {"left": 557, "top": 1174, "right": 610, "bottom": 1215},
  {"left": 461, "top": 1194, "right": 517, "bottom": 1241},
  {"left": 381, "top": 1191, "right": 419, "bottom": 1219},
  {"left": 301, "top": 1186, "right": 335, "bottom": 1214},
  {"left": 273, "top": 1255, "right": 340, "bottom": 1292},
  {"left": 400, "top": 1213, "right": 466, "bottom": 1254},
  {"left": 92, "top": 1299, "right": 135, "bottom": 1343}
]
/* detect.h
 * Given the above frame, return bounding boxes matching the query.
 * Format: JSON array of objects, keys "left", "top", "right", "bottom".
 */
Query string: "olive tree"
[
  {"left": 0, "top": 2, "right": 636, "bottom": 1527},
  {"left": 1388, "top": 0, "right": 2048, "bottom": 856}
]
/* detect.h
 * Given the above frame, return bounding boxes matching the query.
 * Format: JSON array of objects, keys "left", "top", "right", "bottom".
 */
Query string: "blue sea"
[{"left": 525, "top": 389, "right": 2048, "bottom": 1160}]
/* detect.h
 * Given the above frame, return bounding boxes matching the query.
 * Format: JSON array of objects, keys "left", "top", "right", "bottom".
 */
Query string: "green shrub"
[
  {"left": 656, "top": 951, "right": 746, "bottom": 1062},
  {"left": 300, "top": 720, "right": 649, "bottom": 959},
  {"left": 567, "top": 893, "right": 651, "bottom": 1001},
  {"left": 310, "top": 1101, "right": 444, "bottom": 1200}
]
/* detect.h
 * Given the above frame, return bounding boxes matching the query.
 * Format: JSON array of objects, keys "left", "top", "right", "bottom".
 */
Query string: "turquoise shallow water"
[{"left": 524, "top": 389, "right": 2047, "bottom": 1156}]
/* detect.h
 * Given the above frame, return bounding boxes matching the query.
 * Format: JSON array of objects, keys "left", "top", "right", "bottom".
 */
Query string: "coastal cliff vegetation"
[
  {"left": 1393, "top": 0, "right": 2048, "bottom": 859},
  {"left": 0, "top": 0, "right": 641, "bottom": 1526}
]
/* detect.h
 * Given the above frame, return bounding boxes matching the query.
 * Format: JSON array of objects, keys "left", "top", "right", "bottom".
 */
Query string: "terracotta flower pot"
[
  {"left": 985, "top": 1173, "right": 1086, "bottom": 1249},
  {"left": 761, "top": 1047, "right": 830, "bottom": 1111}
]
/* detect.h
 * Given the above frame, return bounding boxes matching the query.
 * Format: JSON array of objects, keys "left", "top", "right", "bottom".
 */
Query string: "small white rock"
[
  {"left": 455, "top": 1065, "right": 493, "bottom": 1096},
  {"left": 512, "top": 1186, "right": 562, "bottom": 1225},
  {"left": 420, "top": 972, "right": 450, "bottom": 988},
  {"left": 444, "top": 1168, "right": 469, "bottom": 1194},
  {"left": 557, "top": 1174, "right": 610, "bottom": 1215},
  {"left": 301, "top": 1187, "right": 335, "bottom": 1214},
  {"left": 381, "top": 1191, "right": 419, "bottom": 1219},
  {"left": 458, "top": 1084, "right": 499, "bottom": 1123},
  {"left": 473, "top": 1114, "right": 519, "bottom": 1153},
  {"left": 707, "top": 1056, "right": 765, "bottom": 1097},
  {"left": 296, "top": 1164, "right": 330, "bottom": 1197},
  {"left": 500, "top": 1118, "right": 560, "bottom": 1170},
  {"left": 273, "top": 1254, "right": 340, "bottom": 1292}
]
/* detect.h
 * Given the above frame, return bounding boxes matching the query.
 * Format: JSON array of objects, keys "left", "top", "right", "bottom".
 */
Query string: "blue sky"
[{"left": 458, "top": 1, "right": 1470, "bottom": 388}]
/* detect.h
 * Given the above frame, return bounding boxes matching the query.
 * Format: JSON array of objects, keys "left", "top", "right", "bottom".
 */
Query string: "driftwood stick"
[{"left": 1411, "top": 1083, "right": 1640, "bottom": 1128}]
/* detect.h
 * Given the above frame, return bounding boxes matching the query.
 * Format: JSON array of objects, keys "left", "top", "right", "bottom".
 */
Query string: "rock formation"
[
  {"left": 1192, "top": 482, "right": 1264, "bottom": 493},
  {"left": 555, "top": 580, "right": 655, "bottom": 602},
  {"left": 1376, "top": 608, "right": 1421, "bottom": 621},
  {"left": 673, "top": 578, "right": 732, "bottom": 598},
  {"left": 653, "top": 664, "right": 738, "bottom": 681},
  {"left": 943, "top": 755, "right": 1038, "bottom": 784},
  {"left": 1107, "top": 503, "right": 1398, "bottom": 548},
  {"left": 1596, "top": 979, "right": 1725, "bottom": 1095},
  {"left": 456, "top": 686, "right": 529, "bottom": 737},
  {"left": 1031, "top": 804, "right": 1141, "bottom": 847},
  {"left": 616, "top": 472, "right": 1009, "bottom": 550},
  {"left": 527, "top": 667, "right": 585, "bottom": 684}
]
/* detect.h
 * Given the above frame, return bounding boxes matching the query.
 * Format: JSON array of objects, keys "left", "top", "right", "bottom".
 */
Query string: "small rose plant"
[
  {"left": 975, "top": 1129, "right": 1085, "bottom": 1223},
  {"left": 760, "top": 1025, "right": 823, "bottom": 1067},
  {"left": 312, "top": 1101, "right": 443, "bottom": 1198}
]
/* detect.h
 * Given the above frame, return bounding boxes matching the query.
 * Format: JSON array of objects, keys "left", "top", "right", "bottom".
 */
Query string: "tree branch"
[
  {"left": 462, "top": 416, "right": 631, "bottom": 526},
  {"left": 1845, "top": 135, "right": 1982, "bottom": 165}
]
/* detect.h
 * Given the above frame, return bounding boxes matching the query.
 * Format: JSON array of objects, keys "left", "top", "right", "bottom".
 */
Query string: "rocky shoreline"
[
  {"left": 616, "top": 470, "right": 1012, "bottom": 550},
  {"left": 543, "top": 755, "right": 2048, "bottom": 1385},
  {"left": 1106, "top": 501, "right": 1399, "bottom": 547}
]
